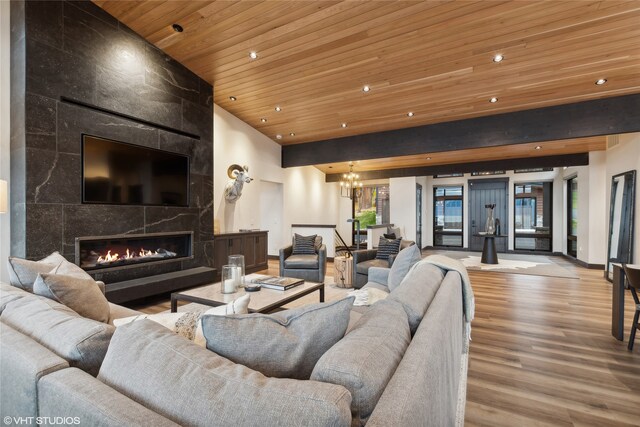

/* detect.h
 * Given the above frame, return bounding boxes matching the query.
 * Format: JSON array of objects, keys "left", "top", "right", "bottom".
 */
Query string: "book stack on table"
[{"left": 248, "top": 275, "right": 304, "bottom": 291}]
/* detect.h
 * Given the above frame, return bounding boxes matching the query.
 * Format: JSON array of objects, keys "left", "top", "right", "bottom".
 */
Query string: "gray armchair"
[
  {"left": 279, "top": 244, "right": 327, "bottom": 283},
  {"left": 352, "top": 240, "right": 415, "bottom": 288}
]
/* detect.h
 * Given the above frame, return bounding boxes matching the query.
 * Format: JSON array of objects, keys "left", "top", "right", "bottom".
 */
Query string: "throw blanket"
[
  {"left": 422, "top": 255, "right": 475, "bottom": 337},
  {"left": 347, "top": 287, "right": 389, "bottom": 306}
]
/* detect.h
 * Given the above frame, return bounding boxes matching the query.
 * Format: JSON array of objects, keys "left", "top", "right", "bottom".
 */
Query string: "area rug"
[{"left": 439, "top": 251, "right": 578, "bottom": 279}]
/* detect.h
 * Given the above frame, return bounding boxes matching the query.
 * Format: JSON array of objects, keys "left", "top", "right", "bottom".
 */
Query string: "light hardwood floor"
[{"left": 130, "top": 255, "right": 640, "bottom": 426}]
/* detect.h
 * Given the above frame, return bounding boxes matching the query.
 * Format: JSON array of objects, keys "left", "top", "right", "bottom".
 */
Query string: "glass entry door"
[
  {"left": 567, "top": 177, "right": 578, "bottom": 257},
  {"left": 514, "top": 182, "right": 553, "bottom": 252},
  {"left": 434, "top": 186, "right": 463, "bottom": 247}
]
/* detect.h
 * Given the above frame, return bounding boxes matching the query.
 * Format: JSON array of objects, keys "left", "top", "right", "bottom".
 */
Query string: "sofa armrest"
[
  {"left": 368, "top": 267, "right": 390, "bottom": 286},
  {"left": 108, "top": 303, "right": 142, "bottom": 326},
  {"left": 279, "top": 245, "right": 294, "bottom": 275},
  {"left": 38, "top": 368, "right": 179, "bottom": 426},
  {"left": 318, "top": 245, "right": 328, "bottom": 280},
  {"left": 388, "top": 254, "right": 397, "bottom": 267},
  {"left": 353, "top": 249, "right": 378, "bottom": 264}
]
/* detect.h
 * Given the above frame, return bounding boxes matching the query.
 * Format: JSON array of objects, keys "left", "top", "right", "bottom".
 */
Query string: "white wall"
[
  {"left": 605, "top": 133, "right": 640, "bottom": 264},
  {"left": 0, "top": 1, "right": 10, "bottom": 282},
  {"left": 213, "top": 105, "right": 340, "bottom": 256},
  {"left": 389, "top": 176, "right": 417, "bottom": 241}
]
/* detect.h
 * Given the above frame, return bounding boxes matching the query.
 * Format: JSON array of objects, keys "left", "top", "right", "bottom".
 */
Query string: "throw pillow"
[
  {"left": 375, "top": 237, "right": 401, "bottom": 261},
  {"left": 387, "top": 244, "right": 422, "bottom": 291},
  {"left": 33, "top": 273, "right": 110, "bottom": 323},
  {"left": 202, "top": 296, "right": 355, "bottom": 379},
  {"left": 387, "top": 226, "right": 402, "bottom": 238},
  {"left": 314, "top": 235, "right": 324, "bottom": 251},
  {"left": 46, "top": 253, "right": 106, "bottom": 295},
  {"left": 113, "top": 294, "right": 251, "bottom": 347},
  {"left": 311, "top": 299, "right": 411, "bottom": 425},
  {"left": 7, "top": 257, "right": 58, "bottom": 292},
  {"left": 383, "top": 233, "right": 396, "bottom": 239},
  {"left": 292, "top": 233, "right": 317, "bottom": 255}
]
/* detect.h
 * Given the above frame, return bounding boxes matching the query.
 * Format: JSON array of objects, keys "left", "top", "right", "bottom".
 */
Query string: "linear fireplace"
[{"left": 75, "top": 231, "right": 193, "bottom": 272}]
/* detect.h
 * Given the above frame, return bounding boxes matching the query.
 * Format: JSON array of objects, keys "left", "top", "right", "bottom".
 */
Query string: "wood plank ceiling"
[{"left": 95, "top": 1, "right": 639, "bottom": 170}]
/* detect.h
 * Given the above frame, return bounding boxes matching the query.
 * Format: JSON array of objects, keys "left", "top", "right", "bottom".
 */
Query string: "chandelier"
[{"left": 340, "top": 162, "right": 363, "bottom": 200}]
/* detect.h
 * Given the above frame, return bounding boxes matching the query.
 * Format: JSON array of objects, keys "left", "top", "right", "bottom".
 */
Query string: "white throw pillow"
[{"left": 114, "top": 294, "right": 251, "bottom": 347}]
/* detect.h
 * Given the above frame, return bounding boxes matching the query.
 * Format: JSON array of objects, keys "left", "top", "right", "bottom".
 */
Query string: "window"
[
  {"left": 434, "top": 186, "right": 463, "bottom": 247},
  {"left": 514, "top": 183, "right": 552, "bottom": 252},
  {"left": 353, "top": 184, "right": 390, "bottom": 245},
  {"left": 567, "top": 177, "right": 578, "bottom": 257}
]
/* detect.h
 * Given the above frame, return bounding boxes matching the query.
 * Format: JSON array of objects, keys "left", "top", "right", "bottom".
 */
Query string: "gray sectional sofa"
[{"left": 0, "top": 260, "right": 469, "bottom": 427}]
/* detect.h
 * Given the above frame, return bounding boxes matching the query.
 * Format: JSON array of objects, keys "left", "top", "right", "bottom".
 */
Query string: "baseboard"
[{"left": 561, "top": 254, "right": 605, "bottom": 270}]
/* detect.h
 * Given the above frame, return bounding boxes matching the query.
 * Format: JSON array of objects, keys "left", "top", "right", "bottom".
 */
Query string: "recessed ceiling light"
[
  {"left": 493, "top": 54, "right": 504, "bottom": 63},
  {"left": 289, "top": 132, "right": 295, "bottom": 136},
  {"left": 275, "top": 106, "right": 281, "bottom": 112},
  {"left": 276, "top": 134, "right": 282, "bottom": 140},
  {"left": 249, "top": 51, "right": 258, "bottom": 59},
  {"left": 172, "top": 24, "right": 183, "bottom": 33},
  {"left": 229, "top": 96, "right": 237, "bottom": 101},
  {"left": 260, "top": 118, "right": 267, "bottom": 123},
  {"left": 362, "top": 85, "right": 370, "bottom": 92},
  {"left": 407, "top": 112, "right": 414, "bottom": 117},
  {"left": 535, "top": 145, "right": 542, "bottom": 150},
  {"left": 426, "top": 157, "right": 432, "bottom": 160},
  {"left": 341, "top": 123, "right": 348, "bottom": 128},
  {"left": 490, "top": 97, "right": 498, "bottom": 103},
  {"left": 595, "top": 78, "right": 607, "bottom": 85}
]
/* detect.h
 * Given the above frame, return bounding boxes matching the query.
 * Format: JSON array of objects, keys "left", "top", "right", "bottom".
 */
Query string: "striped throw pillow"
[
  {"left": 293, "top": 234, "right": 317, "bottom": 255},
  {"left": 376, "top": 237, "right": 402, "bottom": 260}
]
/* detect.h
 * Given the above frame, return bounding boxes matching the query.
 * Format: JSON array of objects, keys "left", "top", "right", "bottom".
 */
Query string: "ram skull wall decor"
[{"left": 224, "top": 164, "right": 253, "bottom": 203}]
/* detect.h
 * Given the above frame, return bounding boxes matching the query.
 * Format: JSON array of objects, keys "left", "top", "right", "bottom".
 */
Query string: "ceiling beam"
[
  {"left": 283, "top": 94, "right": 639, "bottom": 168},
  {"left": 324, "top": 153, "right": 589, "bottom": 182}
]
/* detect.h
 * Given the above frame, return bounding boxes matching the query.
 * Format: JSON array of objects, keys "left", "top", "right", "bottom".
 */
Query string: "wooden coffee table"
[{"left": 170, "top": 277, "right": 324, "bottom": 313}]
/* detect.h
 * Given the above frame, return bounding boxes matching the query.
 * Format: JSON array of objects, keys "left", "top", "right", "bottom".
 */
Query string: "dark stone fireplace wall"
[{"left": 10, "top": 0, "right": 214, "bottom": 282}]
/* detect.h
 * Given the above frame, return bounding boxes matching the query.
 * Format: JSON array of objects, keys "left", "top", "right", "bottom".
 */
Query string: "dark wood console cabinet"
[{"left": 213, "top": 231, "right": 268, "bottom": 280}]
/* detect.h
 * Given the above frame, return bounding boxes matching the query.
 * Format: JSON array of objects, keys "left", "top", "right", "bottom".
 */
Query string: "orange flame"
[{"left": 96, "top": 248, "right": 161, "bottom": 265}]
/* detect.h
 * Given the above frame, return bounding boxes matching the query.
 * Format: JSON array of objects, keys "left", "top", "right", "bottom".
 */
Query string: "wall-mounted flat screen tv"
[{"left": 82, "top": 135, "right": 189, "bottom": 207}]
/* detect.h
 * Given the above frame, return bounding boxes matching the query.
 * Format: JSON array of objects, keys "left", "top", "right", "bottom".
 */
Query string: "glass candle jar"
[
  {"left": 228, "top": 254, "right": 245, "bottom": 288},
  {"left": 221, "top": 265, "right": 241, "bottom": 294}
]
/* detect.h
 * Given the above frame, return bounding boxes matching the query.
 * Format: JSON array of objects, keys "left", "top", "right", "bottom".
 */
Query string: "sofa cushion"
[
  {"left": 388, "top": 244, "right": 422, "bottom": 291},
  {"left": 389, "top": 261, "right": 444, "bottom": 334},
  {"left": 356, "top": 258, "right": 388, "bottom": 275},
  {"left": 7, "top": 257, "right": 57, "bottom": 292},
  {"left": 311, "top": 299, "right": 411, "bottom": 425},
  {"left": 99, "top": 320, "right": 352, "bottom": 426},
  {"left": 202, "top": 297, "right": 354, "bottom": 379},
  {"left": 0, "top": 282, "right": 32, "bottom": 314},
  {"left": 375, "top": 237, "right": 402, "bottom": 261},
  {"left": 284, "top": 254, "right": 319, "bottom": 269},
  {"left": 33, "top": 273, "right": 110, "bottom": 323},
  {"left": 292, "top": 233, "right": 317, "bottom": 255},
  {"left": 1, "top": 296, "right": 114, "bottom": 376},
  {"left": 1, "top": 322, "right": 69, "bottom": 421}
]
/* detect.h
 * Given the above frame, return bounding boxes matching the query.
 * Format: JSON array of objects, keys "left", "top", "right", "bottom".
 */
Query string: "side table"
[{"left": 333, "top": 255, "right": 353, "bottom": 288}]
